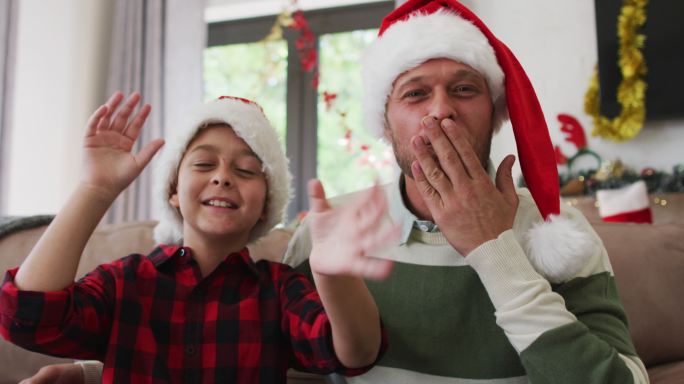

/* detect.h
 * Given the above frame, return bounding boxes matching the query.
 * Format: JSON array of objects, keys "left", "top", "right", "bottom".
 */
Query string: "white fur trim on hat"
[
  {"left": 361, "top": 9, "right": 507, "bottom": 138},
  {"left": 153, "top": 97, "right": 292, "bottom": 245},
  {"left": 524, "top": 214, "right": 596, "bottom": 283}
]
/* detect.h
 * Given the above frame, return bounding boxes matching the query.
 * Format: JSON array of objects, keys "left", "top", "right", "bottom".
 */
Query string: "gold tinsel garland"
[{"left": 584, "top": 0, "right": 648, "bottom": 142}]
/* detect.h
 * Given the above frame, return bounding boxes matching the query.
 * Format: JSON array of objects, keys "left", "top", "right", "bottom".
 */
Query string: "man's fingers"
[
  {"left": 410, "top": 134, "right": 452, "bottom": 196},
  {"left": 495, "top": 155, "right": 518, "bottom": 205},
  {"left": 440, "top": 119, "right": 488, "bottom": 180},
  {"left": 422, "top": 117, "right": 470, "bottom": 183},
  {"left": 307, "top": 179, "right": 331, "bottom": 213}
]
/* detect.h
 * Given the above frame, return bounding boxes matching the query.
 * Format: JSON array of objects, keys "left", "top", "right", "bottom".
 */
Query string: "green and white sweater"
[{"left": 283, "top": 179, "right": 648, "bottom": 384}]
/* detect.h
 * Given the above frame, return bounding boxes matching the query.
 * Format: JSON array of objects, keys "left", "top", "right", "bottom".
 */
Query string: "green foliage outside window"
[
  {"left": 317, "top": 30, "right": 395, "bottom": 198},
  {"left": 203, "top": 41, "right": 288, "bottom": 147}
]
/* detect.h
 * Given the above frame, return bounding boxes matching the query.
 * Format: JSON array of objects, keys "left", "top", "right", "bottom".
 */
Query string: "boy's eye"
[
  {"left": 234, "top": 166, "right": 263, "bottom": 177},
  {"left": 193, "top": 162, "right": 215, "bottom": 168}
]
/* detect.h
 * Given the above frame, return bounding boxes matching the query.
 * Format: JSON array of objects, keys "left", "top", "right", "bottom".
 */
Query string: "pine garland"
[{"left": 584, "top": 0, "right": 648, "bottom": 142}]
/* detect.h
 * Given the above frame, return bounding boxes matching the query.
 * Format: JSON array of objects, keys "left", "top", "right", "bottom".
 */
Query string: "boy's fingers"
[
  {"left": 85, "top": 105, "right": 108, "bottom": 137},
  {"left": 135, "top": 139, "right": 165, "bottom": 169},
  {"left": 109, "top": 93, "right": 141, "bottom": 132},
  {"left": 355, "top": 185, "right": 387, "bottom": 229},
  {"left": 99, "top": 92, "right": 125, "bottom": 128},
  {"left": 123, "top": 104, "right": 152, "bottom": 140},
  {"left": 307, "top": 179, "right": 331, "bottom": 213},
  {"left": 350, "top": 258, "right": 393, "bottom": 280},
  {"left": 104, "top": 92, "right": 124, "bottom": 111},
  {"left": 359, "top": 223, "right": 401, "bottom": 256}
]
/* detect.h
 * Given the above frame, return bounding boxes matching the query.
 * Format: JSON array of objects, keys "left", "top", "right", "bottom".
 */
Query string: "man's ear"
[{"left": 383, "top": 125, "right": 392, "bottom": 143}]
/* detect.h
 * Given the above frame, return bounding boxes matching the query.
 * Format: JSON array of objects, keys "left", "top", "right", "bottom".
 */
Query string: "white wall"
[
  {"left": 474, "top": 0, "right": 684, "bottom": 179},
  {"left": 6, "top": 0, "right": 113, "bottom": 215}
]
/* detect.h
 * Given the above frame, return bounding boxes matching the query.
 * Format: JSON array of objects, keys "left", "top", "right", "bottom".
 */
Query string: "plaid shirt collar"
[{"left": 148, "top": 244, "right": 260, "bottom": 277}]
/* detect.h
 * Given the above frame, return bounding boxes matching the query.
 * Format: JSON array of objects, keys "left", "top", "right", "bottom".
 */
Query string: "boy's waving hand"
[{"left": 81, "top": 92, "right": 164, "bottom": 199}]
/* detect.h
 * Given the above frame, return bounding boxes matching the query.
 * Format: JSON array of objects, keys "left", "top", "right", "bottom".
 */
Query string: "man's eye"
[
  {"left": 452, "top": 85, "right": 478, "bottom": 95},
  {"left": 404, "top": 90, "right": 426, "bottom": 98}
]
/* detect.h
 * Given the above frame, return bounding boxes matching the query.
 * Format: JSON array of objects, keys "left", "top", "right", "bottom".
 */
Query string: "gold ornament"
[
  {"left": 595, "top": 160, "right": 628, "bottom": 181},
  {"left": 584, "top": 0, "right": 648, "bottom": 142}
]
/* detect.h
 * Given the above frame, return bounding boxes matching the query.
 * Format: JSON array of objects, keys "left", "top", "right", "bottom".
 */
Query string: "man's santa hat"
[
  {"left": 362, "top": 0, "right": 594, "bottom": 282},
  {"left": 153, "top": 96, "right": 292, "bottom": 245}
]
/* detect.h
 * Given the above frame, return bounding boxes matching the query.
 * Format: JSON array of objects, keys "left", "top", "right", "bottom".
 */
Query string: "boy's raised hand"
[
  {"left": 307, "top": 179, "right": 398, "bottom": 280},
  {"left": 81, "top": 92, "right": 164, "bottom": 199}
]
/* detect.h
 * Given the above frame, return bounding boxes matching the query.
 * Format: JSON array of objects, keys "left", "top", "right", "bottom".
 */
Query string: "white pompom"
[{"left": 524, "top": 215, "right": 596, "bottom": 283}]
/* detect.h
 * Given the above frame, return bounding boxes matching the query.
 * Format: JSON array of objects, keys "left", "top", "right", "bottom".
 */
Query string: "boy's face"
[{"left": 170, "top": 124, "right": 267, "bottom": 248}]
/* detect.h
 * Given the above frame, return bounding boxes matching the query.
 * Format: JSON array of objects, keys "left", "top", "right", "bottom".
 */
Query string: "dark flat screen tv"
[{"left": 594, "top": 1, "right": 684, "bottom": 121}]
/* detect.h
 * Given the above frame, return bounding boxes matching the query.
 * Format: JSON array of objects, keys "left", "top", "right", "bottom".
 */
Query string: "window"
[{"left": 205, "top": 1, "right": 395, "bottom": 220}]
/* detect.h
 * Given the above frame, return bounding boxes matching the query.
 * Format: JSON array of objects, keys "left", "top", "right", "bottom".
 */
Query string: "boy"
[{"left": 1, "top": 92, "right": 396, "bottom": 383}]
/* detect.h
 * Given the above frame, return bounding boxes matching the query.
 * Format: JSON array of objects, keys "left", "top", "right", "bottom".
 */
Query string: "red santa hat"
[
  {"left": 597, "top": 181, "right": 653, "bottom": 224},
  {"left": 362, "top": 0, "right": 594, "bottom": 283},
  {"left": 153, "top": 96, "right": 292, "bottom": 245}
]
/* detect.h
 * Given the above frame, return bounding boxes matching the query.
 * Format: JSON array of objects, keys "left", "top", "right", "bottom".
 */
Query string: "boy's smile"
[{"left": 170, "top": 124, "right": 268, "bottom": 253}]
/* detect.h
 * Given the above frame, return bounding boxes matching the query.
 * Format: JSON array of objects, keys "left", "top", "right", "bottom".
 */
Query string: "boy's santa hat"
[
  {"left": 362, "top": 0, "right": 594, "bottom": 282},
  {"left": 597, "top": 181, "right": 653, "bottom": 224},
  {"left": 153, "top": 96, "right": 292, "bottom": 245}
]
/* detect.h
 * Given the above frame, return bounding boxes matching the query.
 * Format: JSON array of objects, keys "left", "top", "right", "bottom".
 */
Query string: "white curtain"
[
  {"left": 105, "top": 0, "right": 206, "bottom": 224},
  {"left": 0, "top": 0, "right": 18, "bottom": 214}
]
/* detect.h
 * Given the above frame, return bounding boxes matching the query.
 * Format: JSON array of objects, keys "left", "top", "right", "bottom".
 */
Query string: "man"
[
  {"left": 20, "top": 0, "right": 648, "bottom": 383},
  {"left": 285, "top": 0, "right": 648, "bottom": 382}
]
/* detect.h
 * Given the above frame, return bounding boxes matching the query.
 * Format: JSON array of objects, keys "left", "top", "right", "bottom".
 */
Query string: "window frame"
[{"left": 207, "top": 1, "right": 394, "bottom": 220}]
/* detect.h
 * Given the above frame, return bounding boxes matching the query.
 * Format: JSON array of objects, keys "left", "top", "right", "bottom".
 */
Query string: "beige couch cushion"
[{"left": 594, "top": 222, "right": 684, "bottom": 367}]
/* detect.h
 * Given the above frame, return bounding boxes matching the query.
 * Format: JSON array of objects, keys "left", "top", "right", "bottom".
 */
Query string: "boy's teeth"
[{"left": 208, "top": 200, "right": 233, "bottom": 208}]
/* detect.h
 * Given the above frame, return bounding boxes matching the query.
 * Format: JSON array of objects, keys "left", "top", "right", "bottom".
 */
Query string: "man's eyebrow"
[{"left": 395, "top": 69, "right": 486, "bottom": 90}]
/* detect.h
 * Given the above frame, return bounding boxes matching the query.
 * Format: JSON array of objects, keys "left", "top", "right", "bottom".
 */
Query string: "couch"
[{"left": 1, "top": 193, "right": 683, "bottom": 383}]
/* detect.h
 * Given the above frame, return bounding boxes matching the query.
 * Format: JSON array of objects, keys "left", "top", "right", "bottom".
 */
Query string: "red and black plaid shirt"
[{"left": 0, "top": 245, "right": 386, "bottom": 383}]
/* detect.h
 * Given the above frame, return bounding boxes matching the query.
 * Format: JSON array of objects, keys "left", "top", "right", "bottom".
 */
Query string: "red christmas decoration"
[
  {"left": 288, "top": 10, "right": 319, "bottom": 89},
  {"left": 554, "top": 145, "right": 568, "bottom": 165},
  {"left": 558, "top": 113, "right": 587, "bottom": 149},
  {"left": 322, "top": 91, "right": 338, "bottom": 110}
]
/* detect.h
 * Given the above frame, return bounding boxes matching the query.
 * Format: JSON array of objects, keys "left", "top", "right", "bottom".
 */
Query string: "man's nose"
[{"left": 426, "top": 90, "right": 457, "bottom": 121}]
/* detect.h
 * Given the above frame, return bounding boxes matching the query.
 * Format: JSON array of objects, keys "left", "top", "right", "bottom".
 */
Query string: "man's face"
[{"left": 385, "top": 58, "right": 495, "bottom": 178}]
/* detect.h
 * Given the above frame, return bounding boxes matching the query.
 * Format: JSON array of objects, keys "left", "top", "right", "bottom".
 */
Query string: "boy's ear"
[
  {"left": 258, "top": 198, "right": 268, "bottom": 222},
  {"left": 169, "top": 193, "right": 180, "bottom": 209}
]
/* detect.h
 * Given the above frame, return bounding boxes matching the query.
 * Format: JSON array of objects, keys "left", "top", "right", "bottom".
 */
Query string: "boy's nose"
[{"left": 211, "top": 169, "right": 233, "bottom": 187}]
